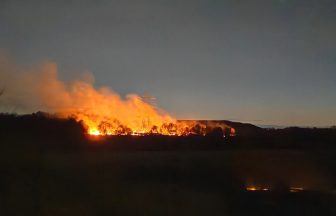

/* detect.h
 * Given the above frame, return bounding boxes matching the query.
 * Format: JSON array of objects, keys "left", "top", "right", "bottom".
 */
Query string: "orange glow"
[
  {"left": 88, "top": 128, "right": 101, "bottom": 136},
  {"left": 24, "top": 64, "right": 208, "bottom": 136},
  {"left": 246, "top": 185, "right": 270, "bottom": 192},
  {"left": 49, "top": 78, "right": 231, "bottom": 136},
  {"left": 67, "top": 99, "right": 232, "bottom": 136},
  {"left": 246, "top": 184, "right": 304, "bottom": 193},
  {"left": 230, "top": 127, "right": 236, "bottom": 136},
  {"left": 289, "top": 187, "right": 304, "bottom": 192},
  {"left": 73, "top": 104, "right": 209, "bottom": 136},
  {"left": 246, "top": 186, "right": 258, "bottom": 191},
  {"left": 0, "top": 60, "right": 233, "bottom": 137}
]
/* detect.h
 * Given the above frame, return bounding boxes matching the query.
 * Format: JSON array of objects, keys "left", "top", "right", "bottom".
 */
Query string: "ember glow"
[
  {"left": 289, "top": 187, "right": 304, "bottom": 193},
  {"left": 0, "top": 59, "right": 232, "bottom": 136},
  {"left": 245, "top": 184, "right": 305, "bottom": 193},
  {"left": 246, "top": 185, "right": 270, "bottom": 192}
]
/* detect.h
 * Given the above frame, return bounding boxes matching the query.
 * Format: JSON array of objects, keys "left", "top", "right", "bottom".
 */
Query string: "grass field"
[{"left": 1, "top": 148, "right": 335, "bottom": 215}]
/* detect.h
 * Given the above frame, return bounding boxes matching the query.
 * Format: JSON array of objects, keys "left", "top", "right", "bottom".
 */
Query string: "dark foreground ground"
[
  {"left": 0, "top": 114, "right": 335, "bottom": 215},
  {"left": 1, "top": 149, "right": 335, "bottom": 216}
]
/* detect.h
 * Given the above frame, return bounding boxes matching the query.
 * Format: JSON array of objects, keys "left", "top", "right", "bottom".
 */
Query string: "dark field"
[
  {"left": 0, "top": 114, "right": 335, "bottom": 215},
  {"left": 1, "top": 149, "right": 335, "bottom": 216}
]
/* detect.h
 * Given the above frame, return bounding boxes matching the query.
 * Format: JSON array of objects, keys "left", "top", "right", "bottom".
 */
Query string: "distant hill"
[
  {"left": 257, "top": 125, "right": 287, "bottom": 129},
  {"left": 178, "top": 120, "right": 263, "bottom": 137}
]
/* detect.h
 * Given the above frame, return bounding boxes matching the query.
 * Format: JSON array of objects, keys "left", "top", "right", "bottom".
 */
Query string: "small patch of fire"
[
  {"left": 245, "top": 185, "right": 305, "bottom": 193},
  {"left": 246, "top": 186, "right": 270, "bottom": 192},
  {"left": 289, "top": 187, "right": 304, "bottom": 193}
]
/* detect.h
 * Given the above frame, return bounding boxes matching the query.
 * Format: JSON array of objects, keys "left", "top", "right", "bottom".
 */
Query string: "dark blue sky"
[{"left": 0, "top": 0, "right": 335, "bottom": 126}]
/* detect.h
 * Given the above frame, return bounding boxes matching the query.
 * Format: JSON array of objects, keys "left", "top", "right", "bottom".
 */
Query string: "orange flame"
[
  {"left": 17, "top": 62, "right": 204, "bottom": 136},
  {"left": 0, "top": 58, "right": 233, "bottom": 136},
  {"left": 52, "top": 81, "right": 195, "bottom": 136}
]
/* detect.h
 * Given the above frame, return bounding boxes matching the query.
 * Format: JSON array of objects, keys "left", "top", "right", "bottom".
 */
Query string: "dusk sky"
[{"left": 0, "top": 0, "right": 335, "bottom": 126}]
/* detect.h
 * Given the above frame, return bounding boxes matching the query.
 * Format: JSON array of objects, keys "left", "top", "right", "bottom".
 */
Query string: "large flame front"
[
  {"left": 58, "top": 88, "right": 195, "bottom": 136},
  {"left": 0, "top": 57, "right": 207, "bottom": 136},
  {"left": 49, "top": 75, "right": 193, "bottom": 136}
]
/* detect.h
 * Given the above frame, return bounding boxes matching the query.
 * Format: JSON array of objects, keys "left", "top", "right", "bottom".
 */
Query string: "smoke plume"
[{"left": 0, "top": 53, "right": 177, "bottom": 135}]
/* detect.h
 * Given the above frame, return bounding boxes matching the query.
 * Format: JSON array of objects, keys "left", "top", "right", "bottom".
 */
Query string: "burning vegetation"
[
  {"left": 65, "top": 111, "right": 235, "bottom": 137},
  {"left": 0, "top": 56, "right": 234, "bottom": 137}
]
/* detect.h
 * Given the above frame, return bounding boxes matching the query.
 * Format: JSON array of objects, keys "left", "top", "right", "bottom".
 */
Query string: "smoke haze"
[{"left": 0, "top": 53, "right": 177, "bottom": 134}]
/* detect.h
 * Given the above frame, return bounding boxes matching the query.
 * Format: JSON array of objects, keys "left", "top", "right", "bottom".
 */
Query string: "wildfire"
[
  {"left": 49, "top": 79, "right": 233, "bottom": 137},
  {"left": 0, "top": 58, "right": 235, "bottom": 137},
  {"left": 82, "top": 116, "right": 209, "bottom": 136},
  {"left": 49, "top": 81, "right": 226, "bottom": 137}
]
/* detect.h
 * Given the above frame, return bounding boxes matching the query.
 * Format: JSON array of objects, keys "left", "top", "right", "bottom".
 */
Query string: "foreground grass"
[{"left": 0, "top": 148, "right": 335, "bottom": 215}]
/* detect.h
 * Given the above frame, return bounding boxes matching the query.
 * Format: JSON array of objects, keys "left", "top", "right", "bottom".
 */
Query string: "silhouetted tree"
[{"left": 206, "top": 127, "right": 224, "bottom": 138}]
